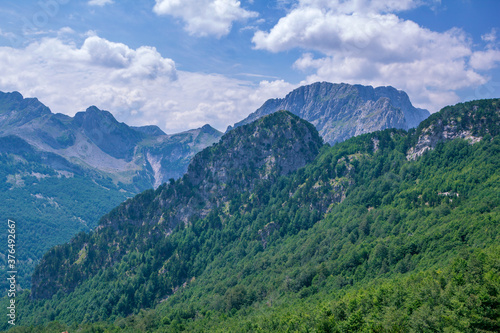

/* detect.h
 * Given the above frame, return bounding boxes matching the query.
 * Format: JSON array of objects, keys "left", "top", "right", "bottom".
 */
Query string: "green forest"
[
  {"left": 0, "top": 136, "right": 133, "bottom": 290},
  {"left": 1, "top": 99, "right": 499, "bottom": 332}
]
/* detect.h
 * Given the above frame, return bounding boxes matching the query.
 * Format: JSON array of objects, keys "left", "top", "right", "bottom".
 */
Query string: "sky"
[{"left": 0, "top": 0, "right": 499, "bottom": 134}]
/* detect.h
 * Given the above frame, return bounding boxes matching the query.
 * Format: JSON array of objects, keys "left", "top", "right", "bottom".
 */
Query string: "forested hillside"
[
  {"left": 2, "top": 99, "right": 499, "bottom": 332},
  {"left": 0, "top": 135, "right": 132, "bottom": 291}
]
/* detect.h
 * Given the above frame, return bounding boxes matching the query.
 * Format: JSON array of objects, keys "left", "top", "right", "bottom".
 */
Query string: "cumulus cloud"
[
  {"left": 131, "top": 73, "right": 295, "bottom": 132},
  {"left": 470, "top": 49, "right": 500, "bottom": 71},
  {"left": 153, "top": 0, "right": 258, "bottom": 37},
  {"left": 252, "top": 0, "right": 497, "bottom": 112},
  {"left": 0, "top": 35, "right": 292, "bottom": 133},
  {"left": 88, "top": 0, "right": 114, "bottom": 6}
]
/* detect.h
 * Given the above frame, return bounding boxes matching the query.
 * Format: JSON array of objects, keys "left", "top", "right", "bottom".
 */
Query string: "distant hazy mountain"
[
  {"left": 229, "top": 82, "right": 430, "bottom": 144},
  {"left": 0, "top": 91, "right": 223, "bottom": 190}
]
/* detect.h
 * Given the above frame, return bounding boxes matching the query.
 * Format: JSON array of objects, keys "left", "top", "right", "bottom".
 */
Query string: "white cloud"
[
  {"left": 153, "top": 0, "right": 258, "bottom": 37},
  {"left": 0, "top": 35, "right": 292, "bottom": 133},
  {"left": 252, "top": 0, "right": 496, "bottom": 112},
  {"left": 470, "top": 49, "right": 500, "bottom": 71},
  {"left": 57, "top": 27, "right": 76, "bottom": 36},
  {"left": 0, "top": 29, "right": 16, "bottom": 39},
  {"left": 79, "top": 36, "right": 178, "bottom": 82},
  {"left": 482, "top": 28, "right": 497, "bottom": 44},
  {"left": 88, "top": 0, "right": 114, "bottom": 6},
  {"left": 134, "top": 73, "right": 295, "bottom": 132}
]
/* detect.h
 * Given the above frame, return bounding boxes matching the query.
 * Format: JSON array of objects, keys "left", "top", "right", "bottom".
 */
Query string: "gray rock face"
[
  {"left": 230, "top": 82, "right": 430, "bottom": 145},
  {"left": 186, "top": 110, "right": 322, "bottom": 195},
  {"left": 406, "top": 121, "right": 482, "bottom": 160}
]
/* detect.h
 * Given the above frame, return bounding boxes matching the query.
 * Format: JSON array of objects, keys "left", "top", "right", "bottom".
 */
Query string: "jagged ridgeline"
[
  {"left": 8, "top": 100, "right": 500, "bottom": 331},
  {"left": 0, "top": 91, "right": 223, "bottom": 190}
]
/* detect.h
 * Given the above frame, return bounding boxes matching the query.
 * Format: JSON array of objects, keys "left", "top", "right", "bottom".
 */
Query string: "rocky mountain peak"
[
  {"left": 72, "top": 105, "right": 144, "bottom": 160},
  {"left": 85, "top": 105, "right": 102, "bottom": 113},
  {"left": 230, "top": 82, "right": 430, "bottom": 145},
  {"left": 0, "top": 91, "right": 51, "bottom": 128},
  {"left": 131, "top": 125, "right": 166, "bottom": 136},
  {"left": 0, "top": 90, "right": 24, "bottom": 105},
  {"left": 200, "top": 123, "right": 219, "bottom": 135},
  {"left": 117, "top": 110, "right": 322, "bottom": 226},
  {"left": 152, "top": 110, "right": 322, "bottom": 226},
  {"left": 186, "top": 110, "right": 323, "bottom": 192},
  {"left": 73, "top": 106, "right": 119, "bottom": 127}
]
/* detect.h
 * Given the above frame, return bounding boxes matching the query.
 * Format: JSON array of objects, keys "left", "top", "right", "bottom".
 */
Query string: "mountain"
[
  {"left": 30, "top": 111, "right": 323, "bottom": 299},
  {"left": 11, "top": 99, "right": 499, "bottom": 332},
  {"left": 0, "top": 91, "right": 222, "bottom": 292},
  {"left": 131, "top": 125, "right": 166, "bottom": 136},
  {"left": 139, "top": 123, "right": 224, "bottom": 188},
  {"left": 229, "top": 82, "right": 430, "bottom": 145},
  {"left": 0, "top": 91, "right": 51, "bottom": 127},
  {"left": 0, "top": 92, "right": 223, "bottom": 190}
]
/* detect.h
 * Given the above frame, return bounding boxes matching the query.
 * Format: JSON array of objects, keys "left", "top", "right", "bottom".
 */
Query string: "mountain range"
[
  {"left": 0, "top": 82, "right": 428, "bottom": 290},
  {"left": 5, "top": 97, "right": 498, "bottom": 332},
  {"left": 0, "top": 82, "right": 462, "bottom": 332},
  {"left": 0, "top": 91, "right": 223, "bottom": 190},
  {"left": 0, "top": 82, "right": 430, "bottom": 193}
]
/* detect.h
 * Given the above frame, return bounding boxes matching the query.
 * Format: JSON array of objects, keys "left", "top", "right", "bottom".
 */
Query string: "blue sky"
[{"left": 0, "top": 0, "right": 499, "bottom": 133}]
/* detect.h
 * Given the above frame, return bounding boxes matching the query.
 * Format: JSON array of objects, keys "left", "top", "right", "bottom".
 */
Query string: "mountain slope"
[
  {"left": 29, "top": 111, "right": 323, "bottom": 301},
  {"left": 229, "top": 82, "right": 430, "bottom": 145},
  {"left": 8, "top": 99, "right": 499, "bottom": 331},
  {"left": 0, "top": 135, "right": 133, "bottom": 291}
]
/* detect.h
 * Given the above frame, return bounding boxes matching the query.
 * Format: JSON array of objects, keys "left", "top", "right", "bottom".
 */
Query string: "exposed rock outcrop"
[
  {"left": 406, "top": 99, "right": 500, "bottom": 160},
  {"left": 407, "top": 121, "right": 482, "bottom": 160}
]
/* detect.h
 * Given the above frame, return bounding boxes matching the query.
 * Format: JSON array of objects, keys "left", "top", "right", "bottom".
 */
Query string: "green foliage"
[
  {"left": 4, "top": 248, "right": 498, "bottom": 332},
  {"left": 3, "top": 99, "right": 499, "bottom": 332},
  {"left": 0, "top": 150, "right": 132, "bottom": 291}
]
